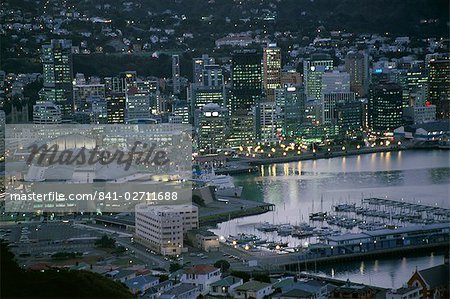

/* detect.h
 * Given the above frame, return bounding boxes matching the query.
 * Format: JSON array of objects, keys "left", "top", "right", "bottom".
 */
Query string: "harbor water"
[{"left": 210, "top": 149, "right": 450, "bottom": 288}]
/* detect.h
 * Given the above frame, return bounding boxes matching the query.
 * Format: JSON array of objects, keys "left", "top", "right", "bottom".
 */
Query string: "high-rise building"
[
  {"left": 33, "top": 102, "right": 62, "bottom": 124},
  {"left": 172, "top": 100, "right": 190, "bottom": 124},
  {"left": 428, "top": 56, "right": 450, "bottom": 119},
  {"left": 195, "top": 103, "right": 228, "bottom": 153},
  {"left": 73, "top": 83, "right": 105, "bottom": 112},
  {"left": 303, "top": 54, "right": 333, "bottom": 101},
  {"left": 126, "top": 87, "right": 151, "bottom": 120},
  {"left": 172, "top": 55, "right": 181, "bottom": 94},
  {"left": 369, "top": 83, "right": 404, "bottom": 132},
  {"left": 336, "top": 101, "right": 364, "bottom": 133},
  {"left": 275, "top": 85, "right": 306, "bottom": 139},
  {"left": 106, "top": 92, "right": 126, "bottom": 124},
  {"left": 193, "top": 54, "right": 215, "bottom": 85},
  {"left": 230, "top": 50, "right": 262, "bottom": 113},
  {"left": 254, "top": 101, "right": 281, "bottom": 143},
  {"left": 345, "top": 51, "right": 369, "bottom": 97},
  {"left": 281, "top": 69, "right": 302, "bottom": 86},
  {"left": 321, "top": 71, "right": 350, "bottom": 95},
  {"left": 226, "top": 110, "right": 254, "bottom": 148},
  {"left": 135, "top": 204, "right": 198, "bottom": 256},
  {"left": 389, "top": 69, "right": 410, "bottom": 108},
  {"left": 323, "top": 92, "right": 356, "bottom": 124},
  {"left": 190, "top": 85, "right": 225, "bottom": 123},
  {"left": 41, "top": 39, "right": 73, "bottom": 118},
  {"left": 201, "top": 65, "right": 223, "bottom": 87},
  {"left": 263, "top": 44, "right": 282, "bottom": 101}
]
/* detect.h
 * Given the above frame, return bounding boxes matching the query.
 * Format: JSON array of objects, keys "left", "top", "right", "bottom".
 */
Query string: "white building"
[
  {"left": 181, "top": 265, "right": 221, "bottom": 295},
  {"left": 234, "top": 281, "right": 273, "bottom": 299},
  {"left": 33, "top": 101, "right": 62, "bottom": 124},
  {"left": 134, "top": 204, "right": 198, "bottom": 256},
  {"left": 254, "top": 101, "right": 281, "bottom": 143},
  {"left": 126, "top": 87, "right": 151, "bottom": 120},
  {"left": 403, "top": 105, "right": 436, "bottom": 124}
]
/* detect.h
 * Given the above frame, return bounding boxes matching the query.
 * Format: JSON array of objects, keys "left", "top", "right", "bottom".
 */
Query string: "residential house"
[
  {"left": 160, "top": 283, "right": 200, "bottom": 299},
  {"left": 124, "top": 275, "right": 160, "bottom": 295},
  {"left": 181, "top": 265, "right": 221, "bottom": 295},
  {"left": 234, "top": 280, "right": 274, "bottom": 299},
  {"left": 210, "top": 276, "right": 244, "bottom": 297}
]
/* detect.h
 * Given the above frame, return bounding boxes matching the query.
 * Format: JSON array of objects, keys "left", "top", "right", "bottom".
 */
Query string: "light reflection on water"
[{"left": 210, "top": 150, "right": 450, "bottom": 288}]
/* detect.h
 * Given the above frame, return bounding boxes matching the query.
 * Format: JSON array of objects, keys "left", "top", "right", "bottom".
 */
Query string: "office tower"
[
  {"left": 254, "top": 101, "right": 281, "bottom": 143},
  {"left": 126, "top": 87, "right": 151, "bottom": 120},
  {"left": 321, "top": 71, "right": 350, "bottom": 95},
  {"left": 407, "top": 68, "right": 428, "bottom": 91},
  {"left": 172, "top": 55, "right": 181, "bottom": 94},
  {"left": 263, "top": 44, "right": 282, "bottom": 101},
  {"left": 88, "top": 97, "right": 107, "bottom": 124},
  {"left": 389, "top": 69, "right": 410, "bottom": 108},
  {"left": 428, "top": 56, "right": 450, "bottom": 119},
  {"left": 281, "top": 69, "right": 302, "bottom": 86},
  {"left": 73, "top": 83, "right": 105, "bottom": 112},
  {"left": 41, "top": 39, "right": 73, "bottom": 118},
  {"left": 33, "top": 102, "right": 62, "bottom": 124},
  {"left": 227, "top": 110, "right": 254, "bottom": 148},
  {"left": 336, "top": 101, "right": 364, "bottom": 133},
  {"left": 369, "top": 83, "right": 404, "bottom": 132},
  {"left": 345, "top": 51, "right": 369, "bottom": 97},
  {"left": 106, "top": 92, "right": 126, "bottom": 124},
  {"left": 201, "top": 65, "right": 223, "bottom": 87},
  {"left": 275, "top": 86, "right": 306, "bottom": 139},
  {"left": 193, "top": 54, "right": 215, "bottom": 85},
  {"left": 190, "top": 85, "right": 225, "bottom": 123},
  {"left": 135, "top": 204, "right": 198, "bottom": 256},
  {"left": 195, "top": 103, "right": 228, "bottom": 153},
  {"left": 303, "top": 54, "right": 333, "bottom": 101},
  {"left": 172, "top": 100, "right": 190, "bottom": 124},
  {"left": 230, "top": 50, "right": 262, "bottom": 113},
  {"left": 322, "top": 92, "right": 356, "bottom": 124},
  {"left": 0, "top": 110, "right": 4, "bottom": 166}
]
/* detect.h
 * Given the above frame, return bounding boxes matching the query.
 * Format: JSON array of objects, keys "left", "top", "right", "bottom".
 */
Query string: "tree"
[
  {"left": 95, "top": 235, "right": 116, "bottom": 248},
  {"left": 169, "top": 263, "right": 182, "bottom": 273},
  {"left": 214, "top": 260, "right": 230, "bottom": 272}
]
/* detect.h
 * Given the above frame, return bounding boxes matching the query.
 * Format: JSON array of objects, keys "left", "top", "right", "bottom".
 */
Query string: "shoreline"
[{"left": 217, "top": 145, "right": 447, "bottom": 175}]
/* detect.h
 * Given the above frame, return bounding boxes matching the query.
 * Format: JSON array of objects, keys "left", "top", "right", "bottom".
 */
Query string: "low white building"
[
  {"left": 134, "top": 204, "right": 198, "bottom": 256},
  {"left": 234, "top": 280, "right": 273, "bottom": 299},
  {"left": 181, "top": 265, "right": 221, "bottom": 295}
]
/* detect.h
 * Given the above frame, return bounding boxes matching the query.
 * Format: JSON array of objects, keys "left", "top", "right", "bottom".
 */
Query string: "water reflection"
[{"left": 214, "top": 150, "right": 450, "bottom": 286}]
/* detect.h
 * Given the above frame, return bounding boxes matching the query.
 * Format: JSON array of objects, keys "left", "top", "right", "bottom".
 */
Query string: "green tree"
[
  {"left": 95, "top": 235, "right": 116, "bottom": 248},
  {"left": 214, "top": 260, "right": 230, "bottom": 272},
  {"left": 169, "top": 263, "right": 182, "bottom": 273}
]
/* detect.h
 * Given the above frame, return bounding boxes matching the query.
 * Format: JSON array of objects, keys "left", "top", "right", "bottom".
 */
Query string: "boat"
[
  {"left": 276, "top": 224, "right": 294, "bottom": 236},
  {"left": 192, "top": 167, "right": 243, "bottom": 198},
  {"left": 256, "top": 222, "right": 278, "bottom": 232},
  {"left": 309, "top": 212, "right": 327, "bottom": 221}
]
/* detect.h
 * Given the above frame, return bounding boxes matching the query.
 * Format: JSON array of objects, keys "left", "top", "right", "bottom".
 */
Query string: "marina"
[{"left": 209, "top": 150, "right": 450, "bottom": 287}]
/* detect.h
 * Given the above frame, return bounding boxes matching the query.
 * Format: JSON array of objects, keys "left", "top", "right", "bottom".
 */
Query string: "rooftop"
[
  {"left": 184, "top": 265, "right": 219, "bottom": 275},
  {"left": 210, "top": 276, "right": 243, "bottom": 287},
  {"left": 235, "top": 280, "right": 272, "bottom": 292}
]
